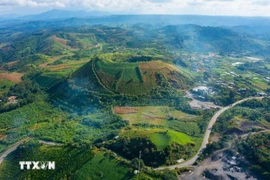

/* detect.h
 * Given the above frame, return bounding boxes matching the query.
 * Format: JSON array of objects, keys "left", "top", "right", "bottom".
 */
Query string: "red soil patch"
[
  {"left": 139, "top": 61, "right": 164, "bottom": 70},
  {"left": 139, "top": 61, "right": 180, "bottom": 83},
  {"left": 52, "top": 35, "right": 75, "bottom": 50},
  {"left": 139, "top": 61, "right": 177, "bottom": 71},
  {"left": 143, "top": 113, "right": 164, "bottom": 120},
  {"left": 0, "top": 72, "right": 24, "bottom": 83},
  {"left": 49, "top": 65, "right": 73, "bottom": 71},
  {"left": 0, "top": 134, "right": 7, "bottom": 141},
  {"left": 97, "top": 71, "right": 116, "bottom": 90},
  {"left": 114, "top": 106, "right": 139, "bottom": 114},
  {"left": 53, "top": 35, "right": 68, "bottom": 45}
]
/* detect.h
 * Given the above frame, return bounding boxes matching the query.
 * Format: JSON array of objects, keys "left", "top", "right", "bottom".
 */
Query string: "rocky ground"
[{"left": 179, "top": 149, "right": 258, "bottom": 180}]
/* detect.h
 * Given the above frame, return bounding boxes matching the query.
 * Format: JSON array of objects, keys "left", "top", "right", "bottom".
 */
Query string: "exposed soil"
[
  {"left": 240, "top": 121, "right": 265, "bottom": 130},
  {"left": 0, "top": 72, "right": 24, "bottom": 83},
  {"left": 0, "top": 134, "right": 7, "bottom": 141},
  {"left": 113, "top": 106, "right": 139, "bottom": 114},
  {"left": 52, "top": 35, "right": 76, "bottom": 51},
  {"left": 179, "top": 149, "right": 258, "bottom": 180},
  {"left": 143, "top": 113, "right": 164, "bottom": 120}
]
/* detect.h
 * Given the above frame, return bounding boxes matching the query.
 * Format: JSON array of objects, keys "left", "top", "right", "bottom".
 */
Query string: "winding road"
[
  {"left": 0, "top": 97, "right": 266, "bottom": 169},
  {"left": 0, "top": 138, "right": 30, "bottom": 165},
  {"left": 0, "top": 138, "right": 62, "bottom": 166},
  {"left": 155, "top": 97, "right": 264, "bottom": 170}
]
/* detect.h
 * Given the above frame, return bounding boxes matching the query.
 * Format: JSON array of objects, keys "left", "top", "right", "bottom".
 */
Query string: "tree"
[
  {"left": 131, "top": 158, "right": 145, "bottom": 170},
  {"left": 162, "top": 169, "right": 177, "bottom": 180}
]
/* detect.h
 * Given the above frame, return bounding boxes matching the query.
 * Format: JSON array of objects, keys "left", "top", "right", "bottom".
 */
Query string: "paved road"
[
  {"left": 38, "top": 140, "right": 63, "bottom": 146},
  {"left": 0, "top": 97, "right": 265, "bottom": 169},
  {"left": 180, "top": 129, "right": 270, "bottom": 180},
  {"left": 156, "top": 97, "right": 263, "bottom": 170},
  {"left": 0, "top": 138, "right": 30, "bottom": 165},
  {"left": 0, "top": 139, "right": 62, "bottom": 166}
]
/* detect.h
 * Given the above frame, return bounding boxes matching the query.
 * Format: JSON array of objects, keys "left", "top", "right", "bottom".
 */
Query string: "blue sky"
[{"left": 0, "top": 0, "right": 270, "bottom": 16}]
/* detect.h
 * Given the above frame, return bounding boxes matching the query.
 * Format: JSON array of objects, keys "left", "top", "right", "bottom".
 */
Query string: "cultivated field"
[
  {"left": 114, "top": 106, "right": 202, "bottom": 150},
  {"left": 93, "top": 58, "right": 190, "bottom": 95},
  {"left": 114, "top": 106, "right": 197, "bottom": 125},
  {"left": 0, "top": 72, "right": 24, "bottom": 83}
]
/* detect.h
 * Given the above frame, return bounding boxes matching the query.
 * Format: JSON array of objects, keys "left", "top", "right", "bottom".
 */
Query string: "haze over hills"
[
  {"left": 0, "top": 4, "right": 270, "bottom": 179},
  {"left": 1, "top": 9, "right": 270, "bottom": 29},
  {"left": 19, "top": 9, "right": 110, "bottom": 21}
]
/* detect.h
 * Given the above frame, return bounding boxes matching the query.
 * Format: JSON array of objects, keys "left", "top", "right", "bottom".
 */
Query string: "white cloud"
[
  {"left": 0, "top": 0, "right": 270, "bottom": 16},
  {"left": 0, "top": 0, "right": 66, "bottom": 7}
]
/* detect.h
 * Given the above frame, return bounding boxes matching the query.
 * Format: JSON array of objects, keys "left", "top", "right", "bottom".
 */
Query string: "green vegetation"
[
  {"left": 93, "top": 57, "right": 191, "bottom": 96},
  {"left": 0, "top": 80, "right": 15, "bottom": 95},
  {"left": 31, "top": 74, "right": 63, "bottom": 89},
  {"left": 0, "top": 141, "right": 131, "bottom": 180},
  {"left": 0, "top": 101, "right": 67, "bottom": 153},
  {"left": 113, "top": 105, "right": 207, "bottom": 164},
  {"left": 72, "top": 152, "right": 133, "bottom": 180},
  {"left": 150, "top": 130, "right": 194, "bottom": 149},
  {"left": 1, "top": 22, "right": 270, "bottom": 179},
  {"left": 213, "top": 98, "right": 270, "bottom": 134},
  {"left": 237, "top": 132, "right": 270, "bottom": 179},
  {"left": 0, "top": 141, "right": 93, "bottom": 179},
  {"left": 121, "top": 128, "right": 194, "bottom": 150},
  {"left": 132, "top": 169, "right": 179, "bottom": 180}
]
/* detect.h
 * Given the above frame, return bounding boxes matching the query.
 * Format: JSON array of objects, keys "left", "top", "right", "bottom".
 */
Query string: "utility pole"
[{"left": 138, "top": 151, "right": 141, "bottom": 172}]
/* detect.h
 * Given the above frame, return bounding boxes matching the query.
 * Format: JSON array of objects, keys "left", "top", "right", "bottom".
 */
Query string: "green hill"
[
  {"left": 49, "top": 55, "right": 193, "bottom": 113},
  {"left": 92, "top": 57, "right": 192, "bottom": 96},
  {"left": 51, "top": 55, "right": 192, "bottom": 98}
]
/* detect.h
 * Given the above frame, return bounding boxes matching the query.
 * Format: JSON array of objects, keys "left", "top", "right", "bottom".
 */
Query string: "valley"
[{"left": 0, "top": 20, "right": 270, "bottom": 180}]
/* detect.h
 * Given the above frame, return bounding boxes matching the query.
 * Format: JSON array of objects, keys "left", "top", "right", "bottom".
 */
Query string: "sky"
[{"left": 0, "top": 0, "right": 270, "bottom": 16}]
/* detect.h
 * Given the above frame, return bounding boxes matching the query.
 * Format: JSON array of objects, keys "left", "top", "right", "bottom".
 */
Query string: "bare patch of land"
[
  {"left": 0, "top": 72, "right": 24, "bottom": 83},
  {"left": 52, "top": 35, "right": 77, "bottom": 51},
  {"left": 113, "top": 106, "right": 139, "bottom": 114},
  {"left": 180, "top": 149, "right": 257, "bottom": 180},
  {"left": 186, "top": 91, "right": 220, "bottom": 110}
]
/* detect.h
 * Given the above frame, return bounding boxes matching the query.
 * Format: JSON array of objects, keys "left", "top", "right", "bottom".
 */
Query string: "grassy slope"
[
  {"left": 0, "top": 80, "right": 15, "bottom": 95},
  {"left": 94, "top": 59, "right": 148, "bottom": 95},
  {"left": 72, "top": 152, "right": 133, "bottom": 180},
  {"left": 93, "top": 58, "right": 191, "bottom": 96},
  {"left": 121, "top": 128, "right": 194, "bottom": 150}
]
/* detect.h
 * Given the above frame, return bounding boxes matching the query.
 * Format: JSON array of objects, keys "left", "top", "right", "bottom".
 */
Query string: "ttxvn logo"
[{"left": 19, "top": 161, "right": 55, "bottom": 170}]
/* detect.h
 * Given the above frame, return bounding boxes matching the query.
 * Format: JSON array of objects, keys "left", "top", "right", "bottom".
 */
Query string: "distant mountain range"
[
  {"left": 0, "top": 9, "right": 110, "bottom": 21},
  {"left": 0, "top": 14, "right": 19, "bottom": 20},
  {"left": 19, "top": 9, "right": 110, "bottom": 21},
  {"left": 1, "top": 9, "right": 270, "bottom": 29}
]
